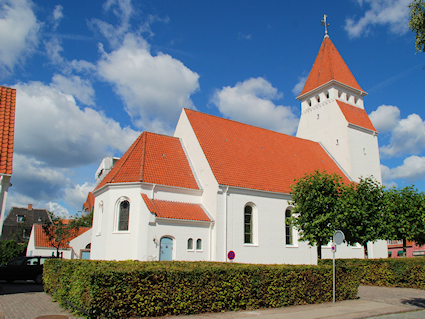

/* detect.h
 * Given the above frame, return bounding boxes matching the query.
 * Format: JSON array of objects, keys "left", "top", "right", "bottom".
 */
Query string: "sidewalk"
[{"left": 0, "top": 284, "right": 424, "bottom": 319}]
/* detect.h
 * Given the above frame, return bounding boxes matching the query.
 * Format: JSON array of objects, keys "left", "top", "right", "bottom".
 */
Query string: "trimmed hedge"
[
  {"left": 319, "top": 258, "right": 425, "bottom": 289},
  {"left": 44, "top": 260, "right": 359, "bottom": 318}
]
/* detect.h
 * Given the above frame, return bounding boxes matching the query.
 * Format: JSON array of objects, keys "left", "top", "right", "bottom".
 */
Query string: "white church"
[{"left": 89, "top": 34, "right": 388, "bottom": 264}]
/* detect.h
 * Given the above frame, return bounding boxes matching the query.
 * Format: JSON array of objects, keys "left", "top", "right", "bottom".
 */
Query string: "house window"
[
  {"left": 285, "top": 209, "right": 293, "bottom": 245},
  {"left": 244, "top": 205, "right": 253, "bottom": 244},
  {"left": 187, "top": 238, "right": 193, "bottom": 250},
  {"left": 118, "top": 200, "right": 129, "bottom": 231},
  {"left": 17, "top": 215, "right": 25, "bottom": 223},
  {"left": 196, "top": 239, "right": 202, "bottom": 251}
]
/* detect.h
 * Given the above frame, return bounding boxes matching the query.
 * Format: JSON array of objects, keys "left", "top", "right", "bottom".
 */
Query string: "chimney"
[{"left": 28, "top": 204, "right": 33, "bottom": 210}]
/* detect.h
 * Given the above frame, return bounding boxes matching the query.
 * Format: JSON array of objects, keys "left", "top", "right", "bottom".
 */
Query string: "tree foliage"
[
  {"left": 339, "top": 177, "right": 386, "bottom": 258},
  {"left": 0, "top": 240, "right": 27, "bottom": 265},
  {"left": 409, "top": 0, "right": 425, "bottom": 53},
  {"left": 289, "top": 170, "right": 343, "bottom": 260},
  {"left": 383, "top": 186, "right": 425, "bottom": 256},
  {"left": 42, "top": 211, "right": 92, "bottom": 257}
]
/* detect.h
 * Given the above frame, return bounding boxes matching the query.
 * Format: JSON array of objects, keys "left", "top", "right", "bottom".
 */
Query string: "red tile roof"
[
  {"left": 141, "top": 193, "right": 211, "bottom": 222},
  {"left": 337, "top": 101, "right": 377, "bottom": 132},
  {"left": 33, "top": 224, "right": 91, "bottom": 248},
  {"left": 83, "top": 192, "right": 95, "bottom": 212},
  {"left": 0, "top": 86, "right": 16, "bottom": 175},
  {"left": 95, "top": 132, "right": 199, "bottom": 191},
  {"left": 185, "top": 109, "right": 351, "bottom": 193},
  {"left": 298, "top": 37, "right": 364, "bottom": 97}
]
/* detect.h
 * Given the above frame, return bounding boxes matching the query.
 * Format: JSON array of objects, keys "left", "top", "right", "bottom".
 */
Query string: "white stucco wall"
[{"left": 69, "top": 228, "right": 92, "bottom": 259}]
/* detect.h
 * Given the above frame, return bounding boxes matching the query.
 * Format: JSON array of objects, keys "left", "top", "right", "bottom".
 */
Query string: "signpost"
[{"left": 332, "top": 230, "right": 344, "bottom": 303}]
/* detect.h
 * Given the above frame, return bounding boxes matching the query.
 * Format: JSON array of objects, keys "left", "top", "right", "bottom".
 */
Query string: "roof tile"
[
  {"left": 33, "top": 224, "right": 91, "bottom": 248},
  {"left": 141, "top": 194, "right": 211, "bottom": 222},
  {"left": 185, "top": 109, "right": 351, "bottom": 193},
  {"left": 337, "top": 101, "right": 376, "bottom": 132},
  {"left": 0, "top": 86, "right": 16, "bottom": 175},
  {"left": 298, "top": 37, "right": 364, "bottom": 97}
]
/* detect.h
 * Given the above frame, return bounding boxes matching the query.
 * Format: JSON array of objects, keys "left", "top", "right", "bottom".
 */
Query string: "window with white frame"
[
  {"left": 285, "top": 208, "right": 294, "bottom": 245},
  {"left": 196, "top": 239, "right": 202, "bottom": 251},
  {"left": 115, "top": 197, "right": 130, "bottom": 231},
  {"left": 187, "top": 238, "right": 193, "bottom": 250},
  {"left": 244, "top": 205, "right": 253, "bottom": 244}
]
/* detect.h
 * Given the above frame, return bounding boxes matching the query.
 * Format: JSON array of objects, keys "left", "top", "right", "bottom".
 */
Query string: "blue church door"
[{"left": 160, "top": 237, "right": 173, "bottom": 261}]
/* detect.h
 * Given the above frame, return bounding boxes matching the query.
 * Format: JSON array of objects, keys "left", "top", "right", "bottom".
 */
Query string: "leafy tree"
[
  {"left": 0, "top": 240, "right": 27, "bottom": 265},
  {"left": 289, "top": 170, "right": 343, "bottom": 260},
  {"left": 383, "top": 186, "right": 425, "bottom": 256},
  {"left": 409, "top": 0, "right": 425, "bottom": 53},
  {"left": 338, "top": 177, "right": 386, "bottom": 258},
  {"left": 42, "top": 212, "right": 92, "bottom": 257}
]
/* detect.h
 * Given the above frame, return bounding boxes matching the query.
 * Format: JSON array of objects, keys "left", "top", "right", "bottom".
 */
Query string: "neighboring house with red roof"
[
  {"left": 0, "top": 86, "right": 16, "bottom": 238},
  {"left": 26, "top": 224, "right": 92, "bottom": 259},
  {"left": 90, "top": 34, "right": 387, "bottom": 264}
]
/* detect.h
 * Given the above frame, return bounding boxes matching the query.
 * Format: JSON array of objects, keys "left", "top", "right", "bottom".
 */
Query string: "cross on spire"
[{"left": 321, "top": 14, "right": 330, "bottom": 37}]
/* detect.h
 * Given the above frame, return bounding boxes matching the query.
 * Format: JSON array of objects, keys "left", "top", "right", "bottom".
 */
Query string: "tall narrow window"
[
  {"left": 285, "top": 209, "right": 293, "bottom": 245},
  {"left": 244, "top": 205, "right": 253, "bottom": 244},
  {"left": 187, "top": 238, "right": 193, "bottom": 250},
  {"left": 196, "top": 239, "right": 202, "bottom": 250},
  {"left": 118, "top": 200, "right": 129, "bottom": 231}
]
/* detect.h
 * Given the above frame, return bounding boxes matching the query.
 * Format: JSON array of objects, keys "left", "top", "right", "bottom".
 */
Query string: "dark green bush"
[
  {"left": 319, "top": 258, "right": 425, "bottom": 289},
  {"left": 44, "top": 259, "right": 359, "bottom": 318},
  {"left": 0, "top": 240, "right": 27, "bottom": 265}
]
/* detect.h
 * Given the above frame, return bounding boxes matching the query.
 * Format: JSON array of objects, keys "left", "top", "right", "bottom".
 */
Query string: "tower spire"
[{"left": 321, "top": 14, "right": 329, "bottom": 37}]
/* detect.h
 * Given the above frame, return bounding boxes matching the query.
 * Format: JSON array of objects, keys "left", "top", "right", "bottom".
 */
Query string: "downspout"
[
  {"left": 151, "top": 184, "right": 156, "bottom": 199},
  {"left": 224, "top": 186, "right": 229, "bottom": 262}
]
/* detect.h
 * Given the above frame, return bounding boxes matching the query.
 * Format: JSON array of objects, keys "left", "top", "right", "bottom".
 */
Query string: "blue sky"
[{"left": 1, "top": 0, "right": 424, "bottom": 217}]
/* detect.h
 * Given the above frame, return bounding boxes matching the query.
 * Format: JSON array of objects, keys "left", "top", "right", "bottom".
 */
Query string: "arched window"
[
  {"left": 285, "top": 208, "right": 293, "bottom": 245},
  {"left": 244, "top": 205, "right": 253, "bottom": 244},
  {"left": 118, "top": 200, "right": 130, "bottom": 231},
  {"left": 187, "top": 238, "right": 193, "bottom": 250},
  {"left": 196, "top": 239, "right": 202, "bottom": 250}
]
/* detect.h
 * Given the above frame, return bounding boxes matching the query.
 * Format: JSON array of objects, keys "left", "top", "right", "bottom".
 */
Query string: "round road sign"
[
  {"left": 227, "top": 251, "right": 235, "bottom": 260},
  {"left": 333, "top": 230, "right": 345, "bottom": 245}
]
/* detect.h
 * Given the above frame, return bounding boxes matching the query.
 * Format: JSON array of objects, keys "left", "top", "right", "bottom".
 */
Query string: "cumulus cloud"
[
  {"left": 345, "top": 0, "right": 411, "bottom": 38},
  {"left": 52, "top": 74, "right": 95, "bottom": 106},
  {"left": 292, "top": 75, "right": 307, "bottom": 96},
  {"left": 381, "top": 156, "right": 425, "bottom": 184},
  {"left": 63, "top": 182, "right": 96, "bottom": 210},
  {"left": 369, "top": 105, "right": 400, "bottom": 133},
  {"left": 11, "top": 154, "right": 72, "bottom": 201},
  {"left": 0, "top": 0, "right": 40, "bottom": 74},
  {"left": 45, "top": 202, "right": 70, "bottom": 218},
  {"left": 51, "top": 5, "right": 63, "bottom": 30},
  {"left": 14, "top": 81, "right": 140, "bottom": 168},
  {"left": 380, "top": 113, "right": 425, "bottom": 157},
  {"left": 212, "top": 77, "right": 299, "bottom": 135},
  {"left": 97, "top": 34, "right": 199, "bottom": 134}
]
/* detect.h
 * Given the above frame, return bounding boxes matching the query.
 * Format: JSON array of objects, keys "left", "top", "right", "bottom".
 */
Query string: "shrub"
[
  {"left": 44, "top": 259, "right": 359, "bottom": 318},
  {"left": 319, "top": 258, "right": 425, "bottom": 289}
]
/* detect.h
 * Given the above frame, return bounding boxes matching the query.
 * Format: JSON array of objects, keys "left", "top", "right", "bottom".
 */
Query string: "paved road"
[{"left": 1, "top": 282, "right": 425, "bottom": 319}]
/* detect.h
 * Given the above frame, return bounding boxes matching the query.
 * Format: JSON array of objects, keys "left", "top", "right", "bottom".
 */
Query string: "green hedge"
[
  {"left": 319, "top": 258, "right": 425, "bottom": 289},
  {"left": 44, "top": 259, "right": 359, "bottom": 318}
]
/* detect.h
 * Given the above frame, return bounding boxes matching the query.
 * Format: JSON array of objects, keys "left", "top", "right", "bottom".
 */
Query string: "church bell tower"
[{"left": 296, "top": 16, "right": 382, "bottom": 183}]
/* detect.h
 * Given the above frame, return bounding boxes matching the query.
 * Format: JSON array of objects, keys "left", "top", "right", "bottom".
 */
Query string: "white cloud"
[
  {"left": 63, "top": 182, "right": 96, "bottom": 210},
  {"left": 46, "top": 202, "right": 70, "bottom": 218},
  {"left": 14, "top": 81, "right": 140, "bottom": 167},
  {"left": 52, "top": 74, "right": 95, "bottom": 106},
  {"left": 380, "top": 113, "right": 425, "bottom": 157},
  {"left": 345, "top": 0, "right": 411, "bottom": 38},
  {"left": 292, "top": 76, "right": 307, "bottom": 96},
  {"left": 44, "top": 37, "right": 64, "bottom": 65},
  {"left": 11, "top": 154, "right": 72, "bottom": 200},
  {"left": 97, "top": 34, "right": 199, "bottom": 134},
  {"left": 381, "top": 156, "right": 425, "bottom": 183},
  {"left": 0, "top": 0, "right": 40, "bottom": 74},
  {"left": 52, "top": 5, "right": 63, "bottom": 30},
  {"left": 212, "top": 77, "right": 299, "bottom": 135},
  {"left": 369, "top": 105, "right": 400, "bottom": 133}
]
